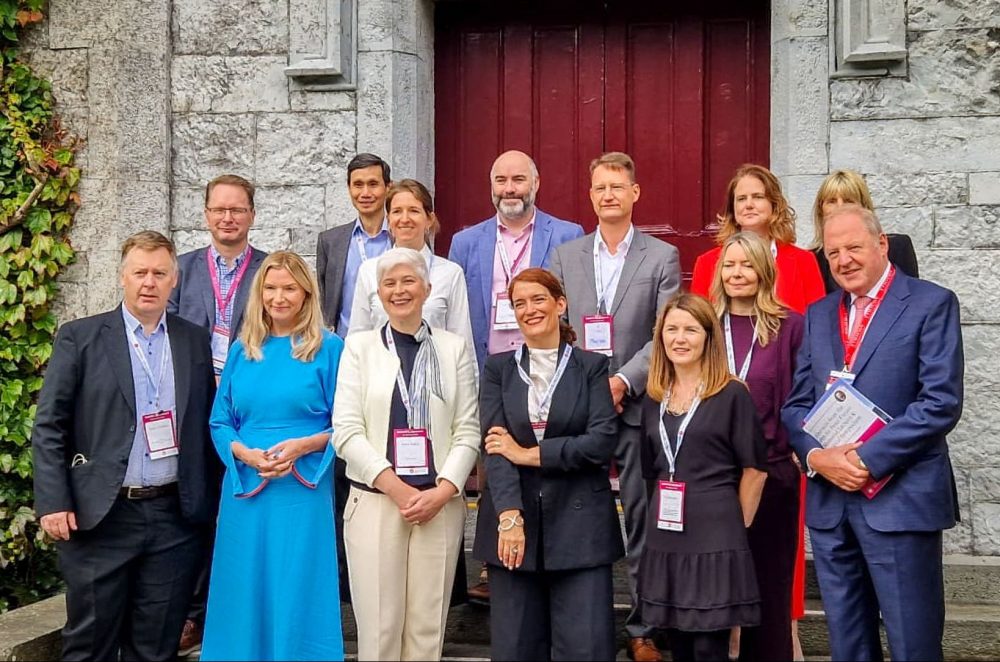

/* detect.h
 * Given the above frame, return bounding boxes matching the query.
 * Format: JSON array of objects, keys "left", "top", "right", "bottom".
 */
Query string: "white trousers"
[{"left": 344, "top": 486, "right": 465, "bottom": 661}]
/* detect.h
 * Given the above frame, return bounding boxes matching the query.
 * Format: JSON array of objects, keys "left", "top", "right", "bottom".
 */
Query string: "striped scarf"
[{"left": 407, "top": 321, "right": 444, "bottom": 437}]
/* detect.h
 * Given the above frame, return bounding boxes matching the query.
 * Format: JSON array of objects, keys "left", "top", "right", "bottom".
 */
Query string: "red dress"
[{"left": 690, "top": 240, "right": 824, "bottom": 620}]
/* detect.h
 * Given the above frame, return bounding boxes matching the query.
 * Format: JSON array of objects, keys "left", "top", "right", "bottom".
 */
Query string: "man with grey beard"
[{"left": 448, "top": 149, "right": 584, "bottom": 600}]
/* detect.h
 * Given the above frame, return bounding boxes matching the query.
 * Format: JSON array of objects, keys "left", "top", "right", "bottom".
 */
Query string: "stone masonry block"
[
  {"left": 24, "top": 48, "right": 88, "bottom": 107},
  {"left": 866, "top": 172, "right": 968, "bottom": 207},
  {"left": 70, "top": 177, "right": 117, "bottom": 253},
  {"left": 830, "top": 29, "right": 1000, "bottom": 120},
  {"left": 290, "top": 90, "right": 357, "bottom": 112},
  {"left": 171, "top": 187, "right": 206, "bottom": 232},
  {"left": 324, "top": 183, "right": 364, "bottom": 230},
  {"left": 831, "top": 117, "right": 1000, "bottom": 174},
  {"left": 86, "top": 249, "right": 124, "bottom": 315},
  {"left": 172, "top": 114, "right": 255, "bottom": 186},
  {"left": 173, "top": 0, "right": 288, "bottom": 55},
  {"left": 172, "top": 56, "right": 289, "bottom": 113},
  {"left": 172, "top": 230, "right": 212, "bottom": 255},
  {"left": 248, "top": 227, "right": 292, "bottom": 252},
  {"left": 934, "top": 205, "right": 1000, "bottom": 248},
  {"left": 255, "top": 186, "right": 327, "bottom": 231},
  {"left": 51, "top": 281, "right": 89, "bottom": 325},
  {"left": 356, "top": 51, "right": 426, "bottom": 178},
  {"left": 972, "top": 503, "right": 1000, "bottom": 555},
  {"left": 770, "top": 37, "right": 829, "bottom": 175},
  {"left": 770, "top": 0, "right": 828, "bottom": 41},
  {"left": 877, "top": 207, "right": 934, "bottom": 248},
  {"left": 920, "top": 250, "right": 1000, "bottom": 322},
  {"left": 359, "top": 0, "right": 419, "bottom": 54},
  {"left": 51, "top": 0, "right": 169, "bottom": 52},
  {"left": 948, "top": 386, "right": 1000, "bottom": 467},
  {"left": 117, "top": 181, "right": 171, "bottom": 238},
  {"left": 945, "top": 518, "right": 975, "bottom": 555},
  {"left": 970, "top": 172, "right": 1000, "bottom": 205},
  {"left": 970, "top": 468, "right": 1000, "bottom": 504},
  {"left": 909, "top": 0, "right": 1000, "bottom": 31},
  {"left": 780, "top": 174, "right": 827, "bottom": 246},
  {"left": 254, "top": 112, "right": 356, "bottom": 185},
  {"left": 962, "top": 324, "right": 1000, "bottom": 391}
]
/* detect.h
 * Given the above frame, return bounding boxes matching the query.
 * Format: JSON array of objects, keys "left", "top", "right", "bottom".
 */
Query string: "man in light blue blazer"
[
  {"left": 448, "top": 150, "right": 584, "bottom": 372},
  {"left": 782, "top": 205, "right": 963, "bottom": 662}
]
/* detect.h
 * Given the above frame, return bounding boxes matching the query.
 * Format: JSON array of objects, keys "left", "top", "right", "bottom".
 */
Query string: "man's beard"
[{"left": 493, "top": 191, "right": 535, "bottom": 219}]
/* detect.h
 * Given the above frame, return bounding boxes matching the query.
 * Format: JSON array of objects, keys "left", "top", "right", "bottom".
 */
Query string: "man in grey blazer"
[
  {"left": 315, "top": 153, "right": 393, "bottom": 335},
  {"left": 550, "top": 152, "right": 681, "bottom": 662},
  {"left": 167, "top": 173, "right": 265, "bottom": 655}
]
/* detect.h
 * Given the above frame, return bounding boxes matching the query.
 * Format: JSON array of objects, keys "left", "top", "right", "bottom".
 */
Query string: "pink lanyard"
[{"left": 206, "top": 249, "right": 252, "bottom": 324}]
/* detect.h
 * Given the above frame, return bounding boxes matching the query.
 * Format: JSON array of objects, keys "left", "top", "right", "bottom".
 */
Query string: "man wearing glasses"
[{"left": 168, "top": 173, "right": 267, "bottom": 656}]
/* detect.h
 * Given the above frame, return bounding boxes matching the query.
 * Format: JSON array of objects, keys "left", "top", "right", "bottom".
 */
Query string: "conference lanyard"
[
  {"left": 205, "top": 249, "right": 252, "bottom": 325},
  {"left": 126, "top": 324, "right": 171, "bottom": 410},
  {"left": 593, "top": 240, "right": 628, "bottom": 314},
  {"left": 657, "top": 385, "right": 703, "bottom": 481},
  {"left": 496, "top": 223, "right": 532, "bottom": 285},
  {"left": 514, "top": 344, "right": 573, "bottom": 422},
  {"left": 838, "top": 266, "right": 896, "bottom": 372},
  {"left": 723, "top": 313, "right": 755, "bottom": 380},
  {"left": 385, "top": 325, "right": 416, "bottom": 423}
]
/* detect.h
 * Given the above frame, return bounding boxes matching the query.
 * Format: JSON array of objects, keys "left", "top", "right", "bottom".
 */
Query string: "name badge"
[
  {"left": 826, "top": 370, "right": 856, "bottom": 390},
  {"left": 393, "top": 428, "right": 430, "bottom": 476},
  {"left": 531, "top": 420, "right": 546, "bottom": 442},
  {"left": 656, "top": 480, "right": 686, "bottom": 531},
  {"left": 582, "top": 314, "right": 614, "bottom": 356},
  {"left": 211, "top": 326, "right": 230, "bottom": 374},
  {"left": 142, "top": 410, "right": 179, "bottom": 460},
  {"left": 492, "top": 292, "right": 519, "bottom": 330}
]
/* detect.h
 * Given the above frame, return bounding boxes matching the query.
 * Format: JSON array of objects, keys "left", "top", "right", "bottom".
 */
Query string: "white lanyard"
[
  {"left": 385, "top": 325, "right": 414, "bottom": 423},
  {"left": 514, "top": 344, "right": 573, "bottom": 422},
  {"left": 657, "top": 385, "right": 703, "bottom": 481},
  {"left": 354, "top": 230, "right": 371, "bottom": 262},
  {"left": 593, "top": 242, "right": 627, "bottom": 314},
  {"left": 496, "top": 223, "right": 532, "bottom": 284},
  {"left": 126, "top": 324, "right": 171, "bottom": 410},
  {"left": 723, "top": 313, "right": 755, "bottom": 380}
]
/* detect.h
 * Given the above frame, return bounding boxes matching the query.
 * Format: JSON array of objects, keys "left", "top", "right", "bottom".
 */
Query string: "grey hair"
[
  {"left": 822, "top": 203, "right": 884, "bottom": 244},
  {"left": 375, "top": 246, "right": 430, "bottom": 285}
]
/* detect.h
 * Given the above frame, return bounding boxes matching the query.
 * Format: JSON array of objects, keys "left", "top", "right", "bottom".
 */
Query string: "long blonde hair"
[
  {"left": 710, "top": 232, "right": 788, "bottom": 347},
  {"left": 715, "top": 164, "right": 796, "bottom": 245},
  {"left": 240, "top": 251, "right": 324, "bottom": 362},
  {"left": 810, "top": 169, "right": 876, "bottom": 248},
  {"left": 647, "top": 293, "right": 734, "bottom": 402}
]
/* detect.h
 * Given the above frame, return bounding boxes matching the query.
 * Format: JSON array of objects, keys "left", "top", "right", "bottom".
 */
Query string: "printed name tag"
[
  {"left": 826, "top": 370, "right": 856, "bottom": 390},
  {"left": 211, "top": 326, "right": 230, "bottom": 374},
  {"left": 582, "top": 314, "right": 614, "bottom": 356},
  {"left": 143, "top": 410, "right": 179, "bottom": 460},
  {"left": 531, "top": 420, "right": 547, "bottom": 442},
  {"left": 656, "top": 480, "right": 686, "bottom": 531},
  {"left": 492, "top": 292, "right": 519, "bottom": 330},
  {"left": 393, "top": 428, "right": 430, "bottom": 476}
]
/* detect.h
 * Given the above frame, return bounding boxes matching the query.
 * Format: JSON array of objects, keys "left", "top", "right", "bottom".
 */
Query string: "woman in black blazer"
[{"left": 473, "top": 267, "right": 623, "bottom": 662}]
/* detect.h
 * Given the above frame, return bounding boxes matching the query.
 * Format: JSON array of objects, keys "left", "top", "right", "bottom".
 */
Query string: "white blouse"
[{"left": 348, "top": 245, "right": 476, "bottom": 360}]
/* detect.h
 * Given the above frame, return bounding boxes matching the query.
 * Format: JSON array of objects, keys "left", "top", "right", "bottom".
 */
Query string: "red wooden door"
[{"left": 434, "top": 0, "right": 770, "bottom": 276}]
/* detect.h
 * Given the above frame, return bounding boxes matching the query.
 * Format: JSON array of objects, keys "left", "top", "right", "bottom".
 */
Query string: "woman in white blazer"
[{"left": 332, "top": 246, "right": 480, "bottom": 661}]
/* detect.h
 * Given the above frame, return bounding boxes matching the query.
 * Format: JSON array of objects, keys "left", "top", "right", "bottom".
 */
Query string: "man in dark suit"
[
  {"left": 782, "top": 205, "right": 964, "bottom": 661},
  {"left": 167, "top": 174, "right": 265, "bottom": 654},
  {"left": 315, "top": 153, "right": 393, "bottom": 335},
  {"left": 550, "top": 152, "right": 681, "bottom": 662},
  {"left": 32, "top": 231, "right": 220, "bottom": 661}
]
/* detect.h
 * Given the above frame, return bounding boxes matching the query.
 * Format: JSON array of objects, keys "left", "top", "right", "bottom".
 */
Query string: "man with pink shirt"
[{"left": 448, "top": 150, "right": 584, "bottom": 600}]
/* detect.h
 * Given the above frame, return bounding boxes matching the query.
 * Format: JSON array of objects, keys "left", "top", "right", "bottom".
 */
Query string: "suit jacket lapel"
[
  {"left": 828, "top": 299, "right": 845, "bottom": 369},
  {"left": 579, "top": 235, "right": 600, "bottom": 313},
  {"left": 611, "top": 231, "right": 646, "bottom": 316},
  {"left": 850, "top": 276, "right": 909, "bottom": 377},
  {"left": 231, "top": 248, "right": 265, "bottom": 336},
  {"left": 196, "top": 248, "right": 216, "bottom": 328},
  {"left": 168, "top": 318, "right": 192, "bottom": 426},
  {"left": 478, "top": 220, "right": 498, "bottom": 324},
  {"left": 543, "top": 348, "right": 581, "bottom": 439},
  {"left": 103, "top": 310, "right": 136, "bottom": 416},
  {"left": 529, "top": 212, "right": 553, "bottom": 268},
  {"left": 508, "top": 351, "right": 534, "bottom": 445}
]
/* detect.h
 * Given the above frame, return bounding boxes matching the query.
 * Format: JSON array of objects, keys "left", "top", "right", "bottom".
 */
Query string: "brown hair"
[
  {"left": 507, "top": 268, "right": 577, "bottom": 345},
  {"left": 715, "top": 164, "right": 795, "bottom": 245},
  {"left": 385, "top": 178, "right": 440, "bottom": 241},
  {"left": 647, "top": 293, "right": 733, "bottom": 402},
  {"left": 589, "top": 151, "right": 637, "bottom": 183},
  {"left": 709, "top": 231, "right": 788, "bottom": 347},
  {"left": 120, "top": 230, "right": 176, "bottom": 266},
  {"left": 810, "top": 169, "right": 876, "bottom": 248},
  {"left": 205, "top": 174, "right": 255, "bottom": 209}
]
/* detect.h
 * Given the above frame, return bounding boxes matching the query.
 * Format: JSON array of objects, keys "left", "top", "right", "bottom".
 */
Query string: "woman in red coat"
[{"left": 690, "top": 164, "right": 823, "bottom": 661}]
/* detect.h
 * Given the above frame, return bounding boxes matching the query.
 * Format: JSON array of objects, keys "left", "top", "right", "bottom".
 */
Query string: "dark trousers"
[
  {"left": 667, "top": 629, "right": 730, "bottom": 662},
  {"left": 740, "top": 458, "right": 800, "bottom": 662},
  {"left": 333, "top": 456, "right": 352, "bottom": 603},
  {"left": 489, "top": 563, "right": 615, "bottom": 661},
  {"left": 810, "top": 497, "right": 945, "bottom": 662},
  {"left": 185, "top": 524, "right": 214, "bottom": 625},
  {"left": 57, "top": 494, "right": 204, "bottom": 662},
  {"left": 615, "top": 422, "right": 653, "bottom": 638}
]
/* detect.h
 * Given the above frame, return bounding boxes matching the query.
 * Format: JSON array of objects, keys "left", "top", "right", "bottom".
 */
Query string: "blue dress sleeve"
[
  {"left": 291, "top": 332, "right": 345, "bottom": 488},
  {"left": 210, "top": 341, "right": 268, "bottom": 498}
]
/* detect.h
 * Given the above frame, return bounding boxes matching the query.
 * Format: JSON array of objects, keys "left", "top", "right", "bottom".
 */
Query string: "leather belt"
[{"left": 119, "top": 482, "right": 179, "bottom": 500}]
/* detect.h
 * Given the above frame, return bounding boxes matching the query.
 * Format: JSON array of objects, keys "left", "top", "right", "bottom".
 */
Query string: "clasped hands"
[
  {"left": 809, "top": 442, "right": 870, "bottom": 492},
  {"left": 232, "top": 437, "right": 310, "bottom": 479}
]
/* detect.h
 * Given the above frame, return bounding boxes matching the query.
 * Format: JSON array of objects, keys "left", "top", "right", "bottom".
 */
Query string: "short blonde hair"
[
  {"left": 240, "top": 251, "right": 324, "bottom": 363},
  {"left": 810, "top": 169, "right": 876, "bottom": 248},
  {"left": 710, "top": 232, "right": 788, "bottom": 347},
  {"left": 120, "top": 231, "right": 177, "bottom": 270},
  {"left": 647, "top": 293, "right": 734, "bottom": 402},
  {"left": 715, "top": 164, "right": 796, "bottom": 245},
  {"left": 589, "top": 152, "right": 637, "bottom": 183},
  {"left": 205, "top": 174, "right": 255, "bottom": 209}
]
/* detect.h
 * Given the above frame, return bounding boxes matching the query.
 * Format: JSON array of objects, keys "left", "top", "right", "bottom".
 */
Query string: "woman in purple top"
[{"left": 710, "top": 231, "right": 805, "bottom": 662}]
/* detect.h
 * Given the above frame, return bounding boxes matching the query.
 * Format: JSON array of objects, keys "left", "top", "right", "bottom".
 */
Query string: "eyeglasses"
[
  {"left": 591, "top": 184, "right": 630, "bottom": 196},
  {"left": 206, "top": 207, "right": 252, "bottom": 218}
]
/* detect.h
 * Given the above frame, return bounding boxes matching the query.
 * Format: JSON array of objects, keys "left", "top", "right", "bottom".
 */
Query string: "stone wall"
[{"left": 774, "top": 0, "right": 1000, "bottom": 555}]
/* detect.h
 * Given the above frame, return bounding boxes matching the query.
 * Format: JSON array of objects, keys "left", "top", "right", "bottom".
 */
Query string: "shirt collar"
[
  {"left": 353, "top": 217, "right": 390, "bottom": 239},
  {"left": 596, "top": 223, "right": 635, "bottom": 256},
  {"left": 121, "top": 304, "right": 167, "bottom": 338},
  {"left": 496, "top": 210, "right": 536, "bottom": 237},
  {"left": 850, "top": 262, "right": 893, "bottom": 303},
  {"left": 209, "top": 243, "right": 250, "bottom": 269}
]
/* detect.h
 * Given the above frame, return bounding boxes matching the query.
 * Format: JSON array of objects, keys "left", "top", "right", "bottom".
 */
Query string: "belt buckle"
[{"left": 124, "top": 486, "right": 142, "bottom": 499}]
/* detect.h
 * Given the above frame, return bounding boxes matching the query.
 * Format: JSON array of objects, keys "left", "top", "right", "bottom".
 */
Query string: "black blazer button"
[{"left": 574, "top": 500, "right": 583, "bottom": 509}]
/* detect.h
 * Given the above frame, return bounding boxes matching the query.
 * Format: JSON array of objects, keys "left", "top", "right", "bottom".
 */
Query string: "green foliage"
[{"left": 0, "top": 0, "right": 79, "bottom": 612}]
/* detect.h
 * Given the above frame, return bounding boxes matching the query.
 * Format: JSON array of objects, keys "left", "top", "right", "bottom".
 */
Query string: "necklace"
[{"left": 666, "top": 382, "right": 699, "bottom": 415}]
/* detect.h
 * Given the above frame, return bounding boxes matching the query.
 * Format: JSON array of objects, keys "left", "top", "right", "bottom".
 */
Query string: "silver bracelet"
[{"left": 497, "top": 514, "right": 524, "bottom": 532}]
